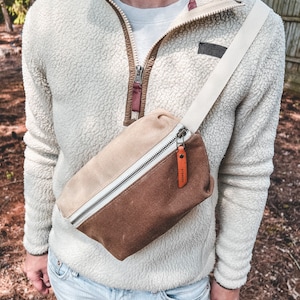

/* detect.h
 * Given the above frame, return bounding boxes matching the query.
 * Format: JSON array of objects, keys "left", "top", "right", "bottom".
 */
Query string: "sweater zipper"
[
  {"left": 107, "top": 0, "right": 244, "bottom": 126},
  {"left": 70, "top": 124, "right": 191, "bottom": 227}
]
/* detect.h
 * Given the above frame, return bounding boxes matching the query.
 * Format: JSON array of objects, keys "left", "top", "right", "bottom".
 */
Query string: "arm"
[
  {"left": 214, "top": 13, "right": 285, "bottom": 290},
  {"left": 22, "top": 3, "right": 58, "bottom": 292}
]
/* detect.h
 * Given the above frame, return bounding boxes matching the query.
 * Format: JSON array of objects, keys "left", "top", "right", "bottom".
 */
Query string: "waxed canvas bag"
[
  {"left": 56, "top": 0, "right": 270, "bottom": 261},
  {"left": 57, "top": 109, "right": 214, "bottom": 260}
]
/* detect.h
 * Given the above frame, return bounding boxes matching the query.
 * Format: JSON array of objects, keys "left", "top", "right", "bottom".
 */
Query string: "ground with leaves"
[{"left": 0, "top": 25, "right": 299, "bottom": 300}]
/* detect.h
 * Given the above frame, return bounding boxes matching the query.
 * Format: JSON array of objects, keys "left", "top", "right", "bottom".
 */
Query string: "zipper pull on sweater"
[{"left": 132, "top": 65, "right": 143, "bottom": 112}]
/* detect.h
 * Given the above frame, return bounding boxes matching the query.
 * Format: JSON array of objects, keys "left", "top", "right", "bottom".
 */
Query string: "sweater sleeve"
[
  {"left": 213, "top": 13, "right": 285, "bottom": 289},
  {"left": 22, "top": 4, "right": 59, "bottom": 255}
]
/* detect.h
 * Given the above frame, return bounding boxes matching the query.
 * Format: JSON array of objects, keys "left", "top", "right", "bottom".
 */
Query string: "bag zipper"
[{"left": 70, "top": 124, "right": 191, "bottom": 227}]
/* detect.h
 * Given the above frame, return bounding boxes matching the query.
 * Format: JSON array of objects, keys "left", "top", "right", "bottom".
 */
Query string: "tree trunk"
[{"left": 0, "top": 0, "right": 13, "bottom": 32}]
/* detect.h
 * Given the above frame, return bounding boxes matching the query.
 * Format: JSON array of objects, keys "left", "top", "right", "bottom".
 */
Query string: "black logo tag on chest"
[{"left": 198, "top": 42, "right": 227, "bottom": 58}]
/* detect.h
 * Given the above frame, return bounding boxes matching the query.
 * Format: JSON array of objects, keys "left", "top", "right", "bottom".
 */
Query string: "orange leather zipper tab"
[{"left": 177, "top": 145, "right": 188, "bottom": 188}]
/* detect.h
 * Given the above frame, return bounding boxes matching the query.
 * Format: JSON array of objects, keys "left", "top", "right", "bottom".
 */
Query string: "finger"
[
  {"left": 42, "top": 272, "right": 51, "bottom": 288},
  {"left": 30, "top": 276, "right": 49, "bottom": 294}
]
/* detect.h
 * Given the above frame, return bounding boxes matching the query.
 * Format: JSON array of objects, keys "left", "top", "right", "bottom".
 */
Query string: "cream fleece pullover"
[{"left": 22, "top": 0, "right": 285, "bottom": 291}]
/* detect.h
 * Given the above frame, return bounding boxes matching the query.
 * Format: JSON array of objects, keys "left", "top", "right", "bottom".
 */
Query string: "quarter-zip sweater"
[{"left": 22, "top": 0, "right": 285, "bottom": 291}]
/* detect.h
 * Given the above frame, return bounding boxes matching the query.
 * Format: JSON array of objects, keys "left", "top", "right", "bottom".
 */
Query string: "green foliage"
[
  {"left": 7, "top": 0, "right": 30, "bottom": 24},
  {"left": 6, "top": 170, "right": 14, "bottom": 180}
]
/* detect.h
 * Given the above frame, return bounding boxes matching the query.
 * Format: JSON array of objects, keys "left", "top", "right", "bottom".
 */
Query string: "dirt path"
[{"left": 0, "top": 25, "right": 299, "bottom": 299}]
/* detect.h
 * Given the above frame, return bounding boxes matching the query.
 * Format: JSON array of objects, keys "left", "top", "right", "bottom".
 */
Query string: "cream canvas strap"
[{"left": 181, "top": 0, "right": 271, "bottom": 133}]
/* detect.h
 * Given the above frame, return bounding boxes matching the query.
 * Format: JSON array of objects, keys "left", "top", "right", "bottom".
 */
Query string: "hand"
[
  {"left": 210, "top": 279, "right": 240, "bottom": 300},
  {"left": 23, "top": 251, "right": 51, "bottom": 295}
]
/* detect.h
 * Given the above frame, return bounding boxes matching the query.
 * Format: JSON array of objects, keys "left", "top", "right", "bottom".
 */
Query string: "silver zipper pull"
[
  {"left": 135, "top": 65, "right": 143, "bottom": 84},
  {"left": 176, "top": 127, "right": 188, "bottom": 147}
]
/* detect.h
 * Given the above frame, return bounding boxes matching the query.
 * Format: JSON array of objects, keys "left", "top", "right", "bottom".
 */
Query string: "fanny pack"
[{"left": 56, "top": 0, "right": 270, "bottom": 261}]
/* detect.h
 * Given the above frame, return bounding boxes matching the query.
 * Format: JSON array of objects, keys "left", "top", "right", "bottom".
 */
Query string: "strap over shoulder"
[{"left": 181, "top": 0, "right": 271, "bottom": 133}]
